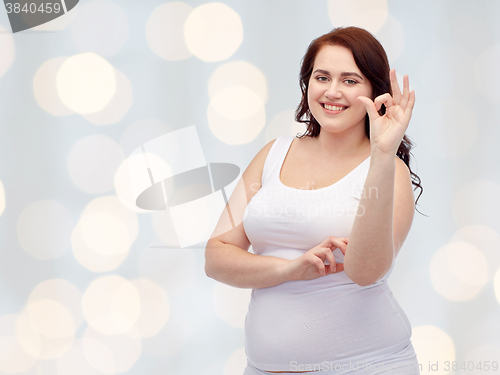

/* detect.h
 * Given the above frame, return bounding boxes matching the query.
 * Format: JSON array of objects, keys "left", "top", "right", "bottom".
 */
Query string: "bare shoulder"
[
  {"left": 206, "top": 138, "right": 277, "bottom": 250},
  {"left": 242, "top": 138, "right": 277, "bottom": 200}
]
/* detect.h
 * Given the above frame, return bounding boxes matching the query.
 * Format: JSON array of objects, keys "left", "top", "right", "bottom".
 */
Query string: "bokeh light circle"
[
  {"left": 412, "top": 325, "right": 456, "bottom": 371},
  {"left": 33, "top": 57, "right": 73, "bottom": 116},
  {"left": 450, "top": 225, "right": 500, "bottom": 283},
  {"left": 327, "top": 0, "right": 388, "bottom": 34},
  {"left": 82, "top": 326, "right": 142, "bottom": 374},
  {"left": 210, "top": 86, "right": 265, "bottom": 121},
  {"left": 208, "top": 61, "right": 268, "bottom": 102},
  {"left": 146, "top": 2, "right": 193, "bottom": 61},
  {"left": 130, "top": 278, "right": 170, "bottom": 338},
  {"left": 184, "top": 3, "right": 243, "bottom": 62},
  {"left": 80, "top": 212, "right": 130, "bottom": 255},
  {"left": 223, "top": 347, "right": 247, "bottom": 375},
  {"left": 81, "top": 336, "right": 115, "bottom": 374},
  {"left": 429, "top": 242, "right": 487, "bottom": 301},
  {"left": 207, "top": 60, "right": 268, "bottom": 144},
  {"left": 16, "top": 308, "right": 75, "bottom": 360},
  {"left": 56, "top": 52, "right": 116, "bottom": 114},
  {"left": 82, "top": 196, "right": 138, "bottom": 243},
  {"left": 56, "top": 339, "right": 101, "bottom": 375},
  {"left": 82, "top": 69, "right": 133, "bottom": 126},
  {"left": 26, "top": 299, "right": 75, "bottom": 339},
  {"left": 27, "top": 279, "right": 84, "bottom": 332},
  {"left": 17, "top": 200, "right": 74, "bottom": 260},
  {"left": 82, "top": 275, "right": 141, "bottom": 335},
  {"left": 0, "top": 315, "right": 37, "bottom": 373},
  {"left": 374, "top": 15, "right": 405, "bottom": 63},
  {"left": 72, "top": 220, "right": 130, "bottom": 273},
  {"left": 72, "top": 196, "right": 137, "bottom": 272},
  {"left": 207, "top": 97, "right": 265, "bottom": 145}
]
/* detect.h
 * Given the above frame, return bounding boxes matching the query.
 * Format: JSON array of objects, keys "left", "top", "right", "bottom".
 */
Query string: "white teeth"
[{"left": 324, "top": 104, "right": 346, "bottom": 111}]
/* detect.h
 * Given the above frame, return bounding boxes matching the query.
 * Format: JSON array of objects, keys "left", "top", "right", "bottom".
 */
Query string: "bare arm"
[
  {"left": 343, "top": 154, "right": 414, "bottom": 286},
  {"left": 205, "top": 238, "right": 291, "bottom": 289},
  {"left": 205, "top": 139, "right": 293, "bottom": 289},
  {"left": 347, "top": 70, "right": 416, "bottom": 286}
]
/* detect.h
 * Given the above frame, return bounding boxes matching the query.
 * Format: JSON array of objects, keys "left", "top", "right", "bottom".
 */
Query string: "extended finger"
[
  {"left": 400, "top": 75, "right": 410, "bottom": 109},
  {"left": 373, "top": 93, "right": 394, "bottom": 112},
  {"left": 403, "top": 90, "right": 416, "bottom": 122},
  {"left": 407, "top": 90, "right": 415, "bottom": 111},
  {"left": 390, "top": 69, "right": 402, "bottom": 105}
]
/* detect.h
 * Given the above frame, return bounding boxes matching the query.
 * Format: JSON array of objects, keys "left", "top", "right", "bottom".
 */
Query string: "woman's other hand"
[
  {"left": 285, "top": 236, "right": 348, "bottom": 281},
  {"left": 358, "top": 69, "right": 415, "bottom": 158}
]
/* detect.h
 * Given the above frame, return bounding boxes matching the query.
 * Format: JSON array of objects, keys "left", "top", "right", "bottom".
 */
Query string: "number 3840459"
[
  {"left": 443, "top": 361, "right": 498, "bottom": 372},
  {"left": 5, "top": 2, "right": 62, "bottom": 14}
]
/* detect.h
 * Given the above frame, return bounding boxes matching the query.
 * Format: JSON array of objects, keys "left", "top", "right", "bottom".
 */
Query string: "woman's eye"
[
  {"left": 345, "top": 79, "right": 357, "bottom": 85},
  {"left": 316, "top": 76, "right": 328, "bottom": 82}
]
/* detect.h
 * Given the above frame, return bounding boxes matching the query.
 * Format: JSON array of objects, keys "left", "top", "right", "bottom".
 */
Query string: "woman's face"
[{"left": 307, "top": 44, "right": 372, "bottom": 135}]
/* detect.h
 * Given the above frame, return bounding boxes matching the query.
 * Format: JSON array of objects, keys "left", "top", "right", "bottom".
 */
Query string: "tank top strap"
[{"left": 261, "top": 136, "right": 295, "bottom": 186}]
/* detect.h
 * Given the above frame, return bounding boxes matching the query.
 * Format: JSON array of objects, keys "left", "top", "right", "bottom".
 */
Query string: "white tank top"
[{"left": 242, "top": 135, "right": 413, "bottom": 372}]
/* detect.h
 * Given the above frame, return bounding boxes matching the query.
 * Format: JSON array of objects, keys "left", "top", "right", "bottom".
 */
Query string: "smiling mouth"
[{"left": 322, "top": 103, "right": 348, "bottom": 111}]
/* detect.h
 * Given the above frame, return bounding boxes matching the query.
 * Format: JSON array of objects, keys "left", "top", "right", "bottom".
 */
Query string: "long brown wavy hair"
[{"left": 295, "top": 26, "right": 425, "bottom": 215}]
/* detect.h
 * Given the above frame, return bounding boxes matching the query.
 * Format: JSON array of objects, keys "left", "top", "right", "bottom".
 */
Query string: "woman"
[{"left": 205, "top": 26, "right": 423, "bottom": 375}]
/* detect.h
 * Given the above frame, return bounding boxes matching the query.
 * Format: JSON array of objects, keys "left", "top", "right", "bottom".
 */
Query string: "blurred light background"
[{"left": 0, "top": 0, "right": 499, "bottom": 374}]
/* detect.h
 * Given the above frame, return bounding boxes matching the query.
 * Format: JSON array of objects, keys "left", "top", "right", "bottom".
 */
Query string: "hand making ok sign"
[{"left": 358, "top": 69, "right": 416, "bottom": 158}]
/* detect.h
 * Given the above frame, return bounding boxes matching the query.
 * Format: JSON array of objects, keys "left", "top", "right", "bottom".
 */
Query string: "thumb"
[{"left": 357, "top": 96, "right": 379, "bottom": 120}]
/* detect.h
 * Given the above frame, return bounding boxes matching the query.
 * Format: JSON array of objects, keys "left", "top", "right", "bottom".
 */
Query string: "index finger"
[
  {"left": 400, "top": 74, "right": 411, "bottom": 110},
  {"left": 326, "top": 236, "right": 347, "bottom": 256}
]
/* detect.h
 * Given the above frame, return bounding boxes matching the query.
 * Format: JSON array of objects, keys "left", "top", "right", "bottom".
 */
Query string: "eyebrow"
[{"left": 313, "top": 69, "right": 364, "bottom": 80}]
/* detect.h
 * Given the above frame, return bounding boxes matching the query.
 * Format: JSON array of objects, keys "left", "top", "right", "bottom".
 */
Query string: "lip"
[{"left": 320, "top": 102, "right": 349, "bottom": 114}]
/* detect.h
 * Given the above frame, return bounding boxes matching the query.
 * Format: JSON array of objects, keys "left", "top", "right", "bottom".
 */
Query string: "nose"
[{"left": 324, "top": 82, "right": 342, "bottom": 100}]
